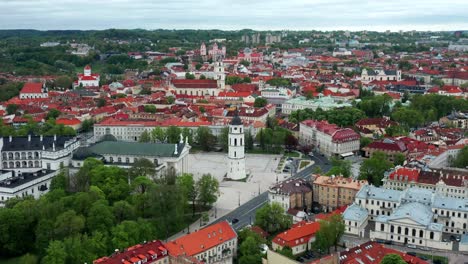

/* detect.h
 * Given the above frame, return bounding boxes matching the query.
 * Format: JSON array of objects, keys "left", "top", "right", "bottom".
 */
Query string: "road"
[{"left": 212, "top": 152, "right": 331, "bottom": 231}]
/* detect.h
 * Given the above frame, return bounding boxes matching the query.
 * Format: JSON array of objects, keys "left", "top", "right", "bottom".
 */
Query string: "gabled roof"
[
  {"left": 20, "top": 83, "right": 43, "bottom": 94},
  {"left": 172, "top": 79, "right": 218, "bottom": 89},
  {"left": 165, "top": 221, "right": 236, "bottom": 257},
  {"left": 272, "top": 221, "right": 320, "bottom": 248},
  {"left": 93, "top": 240, "right": 168, "bottom": 264}
]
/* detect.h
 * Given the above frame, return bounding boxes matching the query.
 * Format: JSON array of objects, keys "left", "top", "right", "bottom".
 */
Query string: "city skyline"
[{"left": 0, "top": 0, "right": 467, "bottom": 31}]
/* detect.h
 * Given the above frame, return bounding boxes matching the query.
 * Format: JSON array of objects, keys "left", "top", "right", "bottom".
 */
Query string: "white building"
[
  {"left": 0, "top": 135, "right": 80, "bottom": 206},
  {"left": 19, "top": 83, "right": 48, "bottom": 99},
  {"left": 227, "top": 114, "right": 246, "bottom": 180},
  {"left": 361, "top": 68, "right": 402, "bottom": 83},
  {"left": 343, "top": 203, "right": 369, "bottom": 237},
  {"left": 299, "top": 120, "right": 360, "bottom": 157},
  {"left": 0, "top": 169, "right": 59, "bottom": 206},
  {"left": 75, "top": 65, "right": 100, "bottom": 88},
  {"left": 346, "top": 185, "right": 467, "bottom": 250},
  {"left": 72, "top": 135, "right": 190, "bottom": 176},
  {"left": 282, "top": 96, "right": 352, "bottom": 115},
  {"left": 1, "top": 135, "right": 80, "bottom": 173}
]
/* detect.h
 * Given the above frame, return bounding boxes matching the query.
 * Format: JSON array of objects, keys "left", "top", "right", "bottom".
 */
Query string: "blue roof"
[
  {"left": 432, "top": 195, "right": 468, "bottom": 212},
  {"left": 388, "top": 202, "right": 434, "bottom": 227},
  {"left": 355, "top": 185, "right": 402, "bottom": 202},
  {"left": 343, "top": 203, "right": 368, "bottom": 222}
]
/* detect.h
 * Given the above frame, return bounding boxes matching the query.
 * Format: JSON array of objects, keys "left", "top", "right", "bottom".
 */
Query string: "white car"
[{"left": 260, "top": 244, "right": 269, "bottom": 254}]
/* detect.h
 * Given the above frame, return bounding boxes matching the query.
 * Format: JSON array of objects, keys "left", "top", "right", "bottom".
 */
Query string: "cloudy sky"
[{"left": 0, "top": 0, "right": 467, "bottom": 31}]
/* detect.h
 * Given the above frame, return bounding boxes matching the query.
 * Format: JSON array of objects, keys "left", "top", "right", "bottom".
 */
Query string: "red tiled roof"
[
  {"left": 365, "top": 139, "right": 407, "bottom": 152},
  {"left": 340, "top": 241, "right": 428, "bottom": 264},
  {"left": 172, "top": 79, "right": 218, "bottom": 89},
  {"left": 20, "top": 83, "right": 43, "bottom": 94},
  {"left": 93, "top": 240, "right": 168, "bottom": 264},
  {"left": 272, "top": 221, "right": 320, "bottom": 248},
  {"left": 165, "top": 221, "right": 236, "bottom": 257},
  {"left": 56, "top": 117, "right": 82, "bottom": 126},
  {"left": 389, "top": 167, "right": 420, "bottom": 182}
]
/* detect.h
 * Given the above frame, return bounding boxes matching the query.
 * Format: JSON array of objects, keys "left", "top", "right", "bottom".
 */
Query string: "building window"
[{"left": 419, "top": 230, "right": 423, "bottom": 238}]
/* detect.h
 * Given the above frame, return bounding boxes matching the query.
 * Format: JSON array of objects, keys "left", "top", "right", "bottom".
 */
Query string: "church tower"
[
  {"left": 200, "top": 42, "right": 207, "bottom": 56},
  {"left": 84, "top": 65, "right": 91, "bottom": 76},
  {"left": 227, "top": 112, "right": 246, "bottom": 180},
  {"left": 214, "top": 61, "right": 225, "bottom": 90}
]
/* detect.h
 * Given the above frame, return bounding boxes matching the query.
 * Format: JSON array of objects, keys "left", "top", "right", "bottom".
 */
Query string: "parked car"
[
  {"left": 407, "top": 252, "right": 417, "bottom": 256},
  {"left": 450, "top": 235, "right": 456, "bottom": 241},
  {"left": 231, "top": 218, "right": 239, "bottom": 224},
  {"left": 407, "top": 244, "right": 417, "bottom": 249},
  {"left": 419, "top": 247, "right": 430, "bottom": 251}
]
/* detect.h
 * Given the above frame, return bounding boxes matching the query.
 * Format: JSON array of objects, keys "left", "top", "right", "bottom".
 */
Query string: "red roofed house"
[
  {"left": 355, "top": 117, "right": 398, "bottom": 137},
  {"left": 19, "top": 83, "right": 48, "bottom": 99},
  {"left": 75, "top": 65, "right": 100, "bottom": 88},
  {"left": 338, "top": 241, "right": 428, "bottom": 264},
  {"left": 299, "top": 120, "right": 360, "bottom": 157},
  {"left": 93, "top": 240, "right": 169, "bottom": 264},
  {"left": 272, "top": 221, "right": 320, "bottom": 255},
  {"left": 165, "top": 221, "right": 237, "bottom": 264},
  {"left": 383, "top": 166, "right": 468, "bottom": 199},
  {"left": 56, "top": 117, "right": 82, "bottom": 130},
  {"left": 362, "top": 138, "right": 407, "bottom": 162},
  {"left": 171, "top": 79, "right": 221, "bottom": 97}
]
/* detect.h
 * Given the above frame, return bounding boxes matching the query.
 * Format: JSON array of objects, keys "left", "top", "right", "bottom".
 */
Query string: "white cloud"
[{"left": 0, "top": 0, "right": 466, "bottom": 31}]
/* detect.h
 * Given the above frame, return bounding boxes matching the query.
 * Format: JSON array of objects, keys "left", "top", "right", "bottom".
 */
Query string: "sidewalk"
[{"left": 167, "top": 206, "right": 230, "bottom": 241}]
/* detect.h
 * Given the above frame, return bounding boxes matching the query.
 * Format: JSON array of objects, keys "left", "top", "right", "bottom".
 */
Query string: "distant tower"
[
  {"left": 214, "top": 61, "right": 225, "bottom": 89},
  {"left": 200, "top": 42, "right": 207, "bottom": 56},
  {"left": 84, "top": 65, "right": 91, "bottom": 76},
  {"left": 227, "top": 112, "right": 246, "bottom": 180}
]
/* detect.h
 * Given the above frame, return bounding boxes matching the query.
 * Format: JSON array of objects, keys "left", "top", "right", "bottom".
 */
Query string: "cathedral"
[{"left": 200, "top": 42, "right": 226, "bottom": 61}]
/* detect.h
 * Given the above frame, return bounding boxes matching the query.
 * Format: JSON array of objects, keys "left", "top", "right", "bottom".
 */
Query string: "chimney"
[
  {"left": 28, "top": 134, "right": 31, "bottom": 142},
  {"left": 54, "top": 134, "right": 57, "bottom": 141},
  {"left": 174, "top": 144, "right": 178, "bottom": 155},
  {"left": 53, "top": 142, "right": 56, "bottom": 151},
  {"left": 40, "top": 134, "right": 43, "bottom": 141},
  {"left": 9, "top": 135, "right": 12, "bottom": 142}
]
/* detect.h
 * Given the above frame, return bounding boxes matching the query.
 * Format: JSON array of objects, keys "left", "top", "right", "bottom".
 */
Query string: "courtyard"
[{"left": 188, "top": 152, "right": 283, "bottom": 218}]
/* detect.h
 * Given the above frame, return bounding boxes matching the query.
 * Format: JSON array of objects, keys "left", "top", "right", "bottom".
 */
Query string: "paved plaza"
[{"left": 188, "top": 152, "right": 282, "bottom": 218}]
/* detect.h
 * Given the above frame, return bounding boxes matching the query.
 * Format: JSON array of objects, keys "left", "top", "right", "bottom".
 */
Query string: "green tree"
[
  {"left": 385, "top": 125, "right": 408, "bottom": 137},
  {"left": 54, "top": 76, "right": 73, "bottom": 89},
  {"left": 166, "top": 126, "right": 181, "bottom": 144},
  {"left": 197, "top": 174, "right": 219, "bottom": 207},
  {"left": 359, "top": 151, "right": 394, "bottom": 186},
  {"left": 54, "top": 210, "right": 85, "bottom": 239},
  {"left": 394, "top": 153, "right": 406, "bottom": 166},
  {"left": 239, "top": 237, "right": 262, "bottom": 264},
  {"left": 129, "top": 158, "right": 155, "bottom": 179},
  {"left": 166, "top": 96, "right": 175, "bottom": 104},
  {"left": 254, "top": 97, "right": 268, "bottom": 107},
  {"left": 185, "top": 72, "right": 195, "bottom": 79},
  {"left": 41, "top": 241, "right": 67, "bottom": 264},
  {"left": 144, "top": 105, "right": 156, "bottom": 113},
  {"left": 196, "top": 126, "right": 215, "bottom": 151},
  {"left": 380, "top": 254, "right": 407, "bottom": 264},
  {"left": 360, "top": 137, "right": 373, "bottom": 148},
  {"left": 177, "top": 173, "right": 198, "bottom": 217},
  {"left": 113, "top": 200, "right": 135, "bottom": 223},
  {"left": 6, "top": 104, "right": 18, "bottom": 115},
  {"left": 240, "top": 60, "right": 250, "bottom": 67},
  {"left": 451, "top": 146, "right": 468, "bottom": 168},
  {"left": 46, "top": 108, "right": 61, "bottom": 120},
  {"left": 18, "top": 253, "right": 38, "bottom": 264},
  {"left": 391, "top": 107, "right": 424, "bottom": 128},
  {"left": 277, "top": 246, "right": 294, "bottom": 259},
  {"left": 219, "top": 127, "right": 229, "bottom": 152},
  {"left": 96, "top": 98, "right": 106, "bottom": 107},
  {"left": 255, "top": 202, "right": 292, "bottom": 233},
  {"left": 139, "top": 130, "right": 151, "bottom": 142},
  {"left": 326, "top": 157, "right": 352, "bottom": 177},
  {"left": 151, "top": 127, "right": 166, "bottom": 143},
  {"left": 328, "top": 214, "right": 345, "bottom": 251},
  {"left": 86, "top": 201, "right": 115, "bottom": 234},
  {"left": 245, "top": 130, "right": 254, "bottom": 151}
]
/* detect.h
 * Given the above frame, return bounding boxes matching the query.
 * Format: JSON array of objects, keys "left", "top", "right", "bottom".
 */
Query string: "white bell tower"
[
  {"left": 227, "top": 112, "right": 246, "bottom": 180},
  {"left": 214, "top": 61, "right": 225, "bottom": 90}
]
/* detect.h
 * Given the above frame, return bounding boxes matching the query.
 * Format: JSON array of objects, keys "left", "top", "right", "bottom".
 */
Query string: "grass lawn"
[
  {"left": 415, "top": 253, "right": 448, "bottom": 264},
  {"left": 299, "top": 160, "right": 311, "bottom": 169},
  {"left": 284, "top": 152, "right": 300, "bottom": 158}
]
